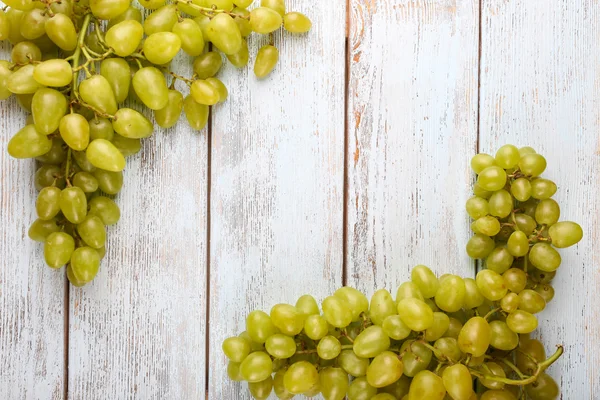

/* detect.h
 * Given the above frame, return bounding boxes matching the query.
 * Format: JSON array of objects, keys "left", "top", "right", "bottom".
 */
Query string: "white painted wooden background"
[{"left": 1, "top": 0, "right": 599, "bottom": 398}]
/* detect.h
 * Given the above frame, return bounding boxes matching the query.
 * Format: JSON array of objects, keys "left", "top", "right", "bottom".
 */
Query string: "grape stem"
[
  {"left": 484, "top": 307, "right": 501, "bottom": 321},
  {"left": 70, "top": 13, "right": 92, "bottom": 101},
  {"left": 496, "top": 357, "right": 527, "bottom": 380},
  {"left": 64, "top": 148, "right": 72, "bottom": 186}
]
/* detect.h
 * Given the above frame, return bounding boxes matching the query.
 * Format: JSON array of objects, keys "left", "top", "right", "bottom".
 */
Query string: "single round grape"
[
  {"left": 424, "top": 312, "right": 450, "bottom": 341},
  {"left": 381, "top": 315, "right": 411, "bottom": 340},
  {"left": 0, "top": 61, "right": 12, "bottom": 100},
  {"left": 442, "top": 364, "right": 473, "bottom": 400},
  {"left": 283, "top": 361, "right": 318, "bottom": 394},
  {"left": 319, "top": 367, "right": 349, "bottom": 400},
  {"left": 270, "top": 303, "right": 305, "bottom": 336},
  {"left": 513, "top": 213, "right": 537, "bottom": 235},
  {"left": 105, "top": 20, "right": 143, "bottom": 57},
  {"left": 155, "top": 90, "right": 183, "bottom": 129},
  {"left": 261, "top": 0, "right": 284, "bottom": 15},
  {"left": 322, "top": 295, "right": 352, "bottom": 328},
  {"left": 548, "top": 221, "right": 583, "bottom": 248},
  {"left": 283, "top": 12, "right": 312, "bottom": 33},
  {"left": 434, "top": 338, "right": 462, "bottom": 364},
  {"left": 11, "top": 41, "right": 42, "bottom": 64},
  {"left": 476, "top": 269, "right": 507, "bottom": 301},
  {"left": 494, "top": 144, "right": 520, "bottom": 169},
  {"left": 481, "top": 390, "right": 517, "bottom": 400},
  {"left": 471, "top": 153, "right": 496, "bottom": 174},
  {"left": 457, "top": 316, "right": 490, "bottom": 357},
  {"left": 190, "top": 79, "right": 220, "bottom": 105},
  {"left": 485, "top": 246, "right": 514, "bottom": 274},
  {"left": 138, "top": 0, "right": 166, "bottom": 9},
  {"left": 520, "top": 198, "right": 539, "bottom": 218},
  {"left": 516, "top": 338, "right": 545, "bottom": 374},
  {"left": 529, "top": 243, "right": 561, "bottom": 272},
  {"left": 0, "top": 10, "right": 10, "bottom": 41},
  {"left": 272, "top": 370, "right": 293, "bottom": 399},
  {"left": 86, "top": 139, "right": 126, "bottom": 172},
  {"left": 16, "top": 93, "right": 34, "bottom": 113},
  {"left": 29, "top": 218, "right": 60, "bottom": 242},
  {"left": 206, "top": 13, "right": 242, "bottom": 55},
  {"left": 530, "top": 178, "right": 557, "bottom": 199},
  {"left": 510, "top": 177, "right": 532, "bottom": 201},
  {"left": 466, "top": 233, "right": 495, "bottom": 259},
  {"left": 206, "top": 77, "right": 228, "bottom": 103},
  {"left": 396, "top": 281, "right": 424, "bottom": 303},
  {"left": 506, "top": 231, "right": 529, "bottom": 257},
  {"left": 227, "top": 38, "right": 249, "bottom": 68},
  {"left": 90, "top": 0, "right": 130, "bottom": 20},
  {"left": 535, "top": 283, "right": 555, "bottom": 303},
  {"left": 347, "top": 376, "right": 377, "bottom": 400},
  {"left": 489, "top": 320, "right": 519, "bottom": 351},
  {"left": 44, "top": 232, "right": 75, "bottom": 268},
  {"left": 59, "top": 114, "right": 90, "bottom": 151},
  {"left": 488, "top": 189, "right": 512, "bottom": 218},
  {"left": 99, "top": 58, "right": 131, "bottom": 103},
  {"left": 410, "top": 264, "right": 439, "bottom": 298},
  {"left": 111, "top": 134, "right": 141, "bottom": 157},
  {"left": 477, "top": 166, "right": 507, "bottom": 191},
  {"left": 463, "top": 277, "right": 485, "bottom": 309},
  {"left": 303, "top": 314, "right": 328, "bottom": 340},
  {"left": 6, "top": 9, "right": 26, "bottom": 45},
  {"left": 8, "top": 124, "right": 52, "bottom": 159},
  {"left": 334, "top": 286, "right": 369, "bottom": 321},
  {"left": 143, "top": 32, "right": 182, "bottom": 65},
  {"left": 239, "top": 351, "right": 272, "bottom": 382},
  {"left": 534, "top": 198, "right": 560, "bottom": 225},
  {"left": 408, "top": 370, "right": 446, "bottom": 400},
  {"left": 295, "top": 294, "right": 319, "bottom": 316},
  {"left": 500, "top": 292, "right": 520, "bottom": 313},
  {"left": 88, "top": 196, "right": 120, "bottom": 225},
  {"left": 519, "top": 153, "right": 546, "bottom": 177},
  {"left": 232, "top": 7, "right": 252, "bottom": 37},
  {"left": 193, "top": 14, "right": 210, "bottom": 38},
  {"left": 478, "top": 362, "right": 506, "bottom": 390},
  {"left": 397, "top": 297, "right": 434, "bottom": 331},
  {"left": 248, "top": 376, "right": 272, "bottom": 400},
  {"left": 93, "top": 169, "right": 123, "bottom": 194},
  {"left": 72, "top": 171, "right": 99, "bottom": 193},
  {"left": 525, "top": 372, "right": 559, "bottom": 400},
  {"left": 60, "top": 187, "right": 87, "bottom": 224},
  {"left": 518, "top": 289, "right": 546, "bottom": 314},
  {"left": 265, "top": 334, "right": 296, "bottom": 359},
  {"left": 435, "top": 275, "right": 466, "bottom": 312},
  {"left": 31, "top": 88, "right": 67, "bottom": 135},
  {"left": 369, "top": 289, "right": 396, "bottom": 325},
  {"left": 77, "top": 215, "right": 106, "bottom": 249},
  {"left": 226, "top": 361, "right": 243, "bottom": 381},
  {"left": 474, "top": 216, "right": 501, "bottom": 236},
  {"left": 352, "top": 325, "right": 390, "bottom": 358},
  {"left": 444, "top": 317, "right": 463, "bottom": 339},
  {"left": 34, "top": 165, "right": 64, "bottom": 190},
  {"left": 338, "top": 349, "right": 369, "bottom": 377},
  {"left": 79, "top": 75, "right": 118, "bottom": 115},
  {"left": 317, "top": 335, "right": 341, "bottom": 360},
  {"left": 366, "top": 351, "right": 403, "bottom": 388},
  {"left": 246, "top": 310, "right": 277, "bottom": 343},
  {"left": 107, "top": 6, "right": 143, "bottom": 29},
  {"left": 183, "top": 95, "right": 209, "bottom": 130},
  {"left": 36, "top": 187, "right": 61, "bottom": 220},
  {"left": 112, "top": 108, "right": 154, "bottom": 138},
  {"left": 45, "top": 13, "right": 77, "bottom": 50},
  {"left": 172, "top": 18, "right": 205, "bottom": 57},
  {"left": 250, "top": 7, "right": 282, "bottom": 33},
  {"left": 506, "top": 310, "right": 538, "bottom": 333},
  {"left": 519, "top": 146, "right": 536, "bottom": 156},
  {"left": 144, "top": 4, "right": 178, "bottom": 34},
  {"left": 8, "top": 64, "right": 41, "bottom": 94},
  {"left": 193, "top": 51, "right": 223, "bottom": 79},
  {"left": 33, "top": 59, "right": 73, "bottom": 87},
  {"left": 73, "top": 150, "right": 97, "bottom": 173},
  {"left": 133, "top": 66, "right": 169, "bottom": 110},
  {"left": 89, "top": 118, "right": 115, "bottom": 141}
]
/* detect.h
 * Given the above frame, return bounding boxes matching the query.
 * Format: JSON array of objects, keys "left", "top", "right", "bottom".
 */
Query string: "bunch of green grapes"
[
  {"left": 1, "top": 0, "right": 311, "bottom": 285},
  {"left": 222, "top": 146, "right": 582, "bottom": 400}
]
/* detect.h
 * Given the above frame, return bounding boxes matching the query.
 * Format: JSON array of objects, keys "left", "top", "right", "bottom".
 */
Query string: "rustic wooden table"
[{"left": 1, "top": 0, "right": 599, "bottom": 398}]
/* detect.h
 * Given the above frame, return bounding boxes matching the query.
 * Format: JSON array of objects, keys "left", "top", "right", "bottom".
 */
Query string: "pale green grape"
[
  {"left": 444, "top": 317, "right": 463, "bottom": 339},
  {"left": 261, "top": 0, "right": 284, "bottom": 15},
  {"left": 172, "top": 18, "right": 205, "bottom": 56},
  {"left": 317, "top": 335, "right": 341, "bottom": 360},
  {"left": 338, "top": 349, "right": 368, "bottom": 377},
  {"left": 155, "top": 90, "right": 183, "bottom": 129},
  {"left": 36, "top": 187, "right": 61, "bottom": 220},
  {"left": 193, "top": 14, "right": 210, "bottom": 37},
  {"left": 458, "top": 316, "right": 490, "bottom": 357},
  {"left": 519, "top": 146, "right": 536, "bottom": 156},
  {"left": 510, "top": 177, "right": 532, "bottom": 201},
  {"left": 222, "top": 336, "right": 251, "bottom": 362},
  {"left": 295, "top": 294, "right": 319, "bottom": 316},
  {"left": 77, "top": 215, "right": 106, "bottom": 249},
  {"left": 369, "top": 289, "right": 396, "bottom": 325},
  {"left": 227, "top": 38, "right": 249, "bottom": 68},
  {"left": 249, "top": 377, "right": 272, "bottom": 400},
  {"left": 473, "top": 184, "right": 493, "bottom": 199},
  {"left": 529, "top": 243, "right": 561, "bottom": 272},
  {"left": 284, "top": 361, "right": 318, "bottom": 394},
  {"left": 535, "top": 283, "right": 555, "bottom": 303},
  {"left": 494, "top": 144, "right": 520, "bottom": 169},
  {"left": 93, "top": 169, "right": 123, "bottom": 194},
  {"left": 535, "top": 198, "right": 560, "bottom": 225},
  {"left": 514, "top": 213, "right": 537, "bottom": 235},
  {"left": 7, "top": 125, "right": 52, "bottom": 159},
  {"left": 90, "top": 0, "right": 130, "bottom": 20},
  {"left": 206, "top": 13, "right": 242, "bottom": 55},
  {"left": 352, "top": 325, "right": 390, "bottom": 358},
  {"left": 474, "top": 216, "right": 501, "bottom": 236},
  {"left": 434, "top": 275, "right": 465, "bottom": 313},
  {"left": 59, "top": 114, "right": 90, "bottom": 151},
  {"left": 401, "top": 340, "right": 433, "bottom": 377},
  {"left": 11, "top": 41, "right": 42, "bottom": 64},
  {"left": 234, "top": 0, "right": 253, "bottom": 7},
  {"left": 424, "top": 312, "right": 449, "bottom": 341},
  {"left": 138, "top": 0, "right": 166, "bottom": 9},
  {"left": 322, "top": 295, "right": 352, "bottom": 328},
  {"left": 270, "top": 303, "right": 305, "bottom": 336},
  {"left": 79, "top": 75, "right": 118, "bottom": 115},
  {"left": 478, "top": 362, "right": 506, "bottom": 390},
  {"left": 143, "top": 32, "right": 181, "bottom": 65},
  {"left": 265, "top": 333, "right": 296, "bottom": 359},
  {"left": 73, "top": 150, "right": 97, "bottom": 173},
  {"left": 72, "top": 171, "right": 99, "bottom": 193},
  {"left": 303, "top": 314, "right": 328, "bottom": 340},
  {"left": 45, "top": 13, "right": 77, "bottom": 50},
  {"left": 519, "top": 153, "right": 546, "bottom": 177},
  {"left": 8, "top": 64, "right": 41, "bottom": 94},
  {"left": 525, "top": 372, "right": 559, "bottom": 400},
  {"left": 177, "top": 0, "right": 205, "bottom": 17},
  {"left": 250, "top": 7, "right": 282, "bottom": 33},
  {"left": 86, "top": 139, "right": 126, "bottom": 172},
  {"left": 112, "top": 108, "right": 153, "bottom": 138},
  {"left": 366, "top": 351, "right": 403, "bottom": 388},
  {"left": 471, "top": 153, "right": 496, "bottom": 174},
  {"left": 442, "top": 364, "right": 473, "bottom": 400},
  {"left": 232, "top": 7, "right": 252, "bottom": 37},
  {"left": 32, "top": 88, "right": 67, "bottom": 135},
  {"left": 334, "top": 287, "right": 369, "bottom": 321},
  {"left": 548, "top": 221, "right": 582, "bottom": 248},
  {"left": 33, "top": 59, "right": 73, "bottom": 87},
  {"left": 34, "top": 165, "right": 64, "bottom": 190},
  {"left": 105, "top": 20, "right": 143, "bottom": 57},
  {"left": 529, "top": 268, "right": 556, "bottom": 284},
  {"left": 434, "top": 337, "right": 462, "bottom": 362},
  {"left": 0, "top": 10, "right": 10, "bottom": 41},
  {"left": 520, "top": 198, "right": 538, "bottom": 218},
  {"left": 466, "top": 233, "right": 495, "bottom": 258},
  {"left": 246, "top": 310, "right": 277, "bottom": 343},
  {"left": 6, "top": 9, "right": 25, "bottom": 44},
  {"left": 107, "top": 6, "right": 143, "bottom": 29},
  {"left": 516, "top": 338, "right": 545, "bottom": 374},
  {"left": 489, "top": 320, "right": 518, "bottom": 351},
  {"left": 193, "top": 51, "right": 223, "bottom": 79},
  {"left": 518, "top": 289, "right": 546, "bottom": 314},
  {"left": 44, "top": 232, "right": 75, "bottom": 268},
  {"left": 206, "top": 78, "right": 228, "bottom": 102},
  {"left": 396, "top": 281, "right": 424, "bottom": 303},
  {"left": 477, "top": 166, "right": 507, "bottom": 191},
  {"left": 530, "top": 178, "right": 557, "bottom": 199},
  {"left": 0, "top": 61, "right": 12, "bottom": 100},
  {"left": 183, "top": 95, "right": 209, "bottom": 130},
  {"left": 500, "top": 292, "right": 520, "bottom": 313},
  {"left": 28, "top": 218, "right": 60, "bottom": 242},
  {"left": 88, "top": 196, "right": 120, "bottom": 225},
  {"left": 283, "top": 12, "right": 311, "bottom": 33},
  {"left": 410, "top": 265, "right": 439, "bottom": 298},
  {"left": 240, "top": 351, "right": 272, "bottom": 382},
  {"left": 254, "top": 44, "right": 279, "bottom": 78},
  {"left": 111, "top": 134, "right": 141, "bottom": 157},
  {"left": 319, "top": 367, "right": 348, "bottom": 400},
  {"left": 488, "top": 189, "right": 513, "bottom": 218},
  {"left": 273, "top": 370, "right": 293, "bottom": 399},
  {"left": 381, "top": 315, "right": 411, "bottom": 340},
  {"left": 347, "top": 376, "right": 377, "bottom": 400},
  {"left": 190, "top": 79, "right": 220, "bottom": 105},
  {"left": 397, "top": 297, "right": 433, "bottom": 331},
  {"left": 476, "top": 270, "right": 507, "bottom": 301},
  {"left": 506, "top": 231, "right": 529, "bottom": 257},
  {"left": 144, "top": 4, "right": 178, "bottom": 34},
  {"left": 506, "top": 310, "right": 538, "bottom": 333},
  {"left": 226, "top": 361, "right": 243, "bottom": 381},
  {"left": 89, "top": 118, "right": 115, "bottom": 141},
  {"left": 60, "top": 187, "right": 87, "bottom": 224},
  {"left": 463, "top": 277, "right": 485, "bottom": 309},
  {"left": 408, "top": 370, "right": 446, "bottom": 400},
  {"left": 485, "top": 246, "right": 514, "bottom": 274},
  {"left": 133, "top": 66, "right": 169, "bottom": 110}
]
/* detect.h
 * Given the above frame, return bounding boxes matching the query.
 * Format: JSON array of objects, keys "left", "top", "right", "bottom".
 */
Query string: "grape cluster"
[
  {"left": 1, "top": 0, "right": 311, "bottom": 285},
  {"left": 222, "top": 146, "right": 582, "bottom": 400}
]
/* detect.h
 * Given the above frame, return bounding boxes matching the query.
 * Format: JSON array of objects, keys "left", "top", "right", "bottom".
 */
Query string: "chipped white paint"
[{"left": 480, "top": 1, "right": 600, "bottom": 397}]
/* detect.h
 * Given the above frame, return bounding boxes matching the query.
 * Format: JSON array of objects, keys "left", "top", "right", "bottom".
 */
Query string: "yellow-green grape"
[
  {"left": 252, "top": 44, "right": 279, "bottom": 78},
  {"left": 7, "top": 125, "right": 52, "bottom": 158},
  {"left": 6, "top": 9, "right": 25, "bottom": 44},
  {"left": 234, "top": 0, "right": 253, "bottom": 7},
  {"left": 283, "top": 361, "right": 318, "bottom": 394},
  {"left": 90, "top": 0, "right": 130, "bottom": 20},
  {"left": 132, "top": 66, "right": 169, "bottom": 110},
  {"left": 85, "top": 32, "right": 105, "bottom": 54},
  {"left": 270, "top": 303, "right": 305, "bottom": 336},
  {"left": 193, "top": 14, "right": 210, "bottom": 37},
  {"left": 519, "top": 153, "right": 546, "bottom": 177},
  {"left": 4, "top": 0, "right": 35, "bottom": 12},
  {"left": 510, "top": 177, "right": 532, "bottom": 202},
  {"left": 232, "top": 7, "right": 252, "bottom": 37},
  {"left": 500, "top": 292, "right": 520, "bottom": 313},
  {"left": 112, "top": 108, "right": 153, "bottom": 138},
  {"left": 520, "top": 198, "right": 539, "bottom": 218},
  {"left": 303, "top": 314, "right": 328, "bottom": 340},
  {"left": 317, "top": 335, "right": 341, "bottom": 360},
  {"left": 516, "top": 338, "right": 545, "bottom": 374},
  {"left": 60, "top": 187, "right": 87, "bottom": 224},
  {"left": 88, "top": 196, "right": 120, "bottom": 225},
  {"left": 32, "top": 88, "right": 68, "bottom": 135},
  {"left": 59, "top": 114, "right": 90, "bottom": 151},
  {"left": 143, "top": 32, "right": 181, "bottom": 65},
  {"left": 17, "top": 93, "right": 34, "bottom": 112},
  {"left": 183, "top": 95, "right": 209, "bottom": 130},
  {"left": 518, "top": 289, "right": 546, "bottom": 314},
  {"left": 86, "top": 139, "right": 126, "bottom": 172},
  {"left": 435, "top": 275, "right": 466, "bottom": 313},
  {"left": 506, "top": 310, "right": 538, "bottom": 333},
  {"left": 0, "top": 10, "right": 10, "bottom": 41},
  {"left": 34, "top": 165, "right": 64, "bottom": 190},
  {"left": 369, "top": 289, "right": 396, "bottom": 325},
  {"left": 395, "top": 281, "right": 424, "bottom": 303},
  {"left": 70, "top": 247, "right": 100, "bottom": 284},
  {"left": 246, "top": 310, "right": 277, "bottom": 343},
  {"left": 518, "top": 146, "right": 536, "bottom": 156},
  {"left": 535, "top": 199, "right": 560, "bottom": 225},
  {"left": 77, "top": 215, "right": 106, "bottom": 249},
  {"left": 486, "top": 246, "right": 514, "bottom": 274},
  {"left": 265, "top": 333, "right": 295, "bottom": 359},
  {"left": 319, "top": 367, "right": 349, "bottom": 400},
  {"left": 466, "top": 233, "right": 495, "bottom": 259},
  {"left": 410, "top": 265, "right": 439, "bottom": 298},
  {"left": 548, "top": 221, "right": 582, "bottom": 248},
  {"left": 172, "top": 18, "right": 205, "bottom": 57},
  {"left": 378, "top": 376, "right": 411, "bottom": 399},
  {"left": 239, "top": 351, "right": 272, "bottom": 382},
  {"left": 396, "top": 297, "right": 433, "bottom": 331},
  {"left": 536, "top": 284, "right": 555, "bottom": 304},
  {"left": 352, "top": 325, "right": 390, "bottom": 358},
  {"left": 36, "top": 187, "right": 61, "bottom": 220},
  {"left": 471, "top": 153, "right": 496, "bottom": 174},
  {"left": 474, "top": 216, "right": 500, "bottom": 236},
  {"left": 494, "top": 144, "right": 520, "bottom": 169},
  {"left": 347, "top": 376, "right": 377, "bottom": 399},
  {"left": 424, "top": 312, "right": 449, "bottom": 342},
  {"left": 478, "top": 362, "right": 506, "bottom": 390},
  {"left": 529, "top": 243, "right": 561, "bottom": 272},
  {"left": 273, "top": 370, "right": 293, "bottom": 399},
  {"left": 79, "top": 75, "right": 118, "bottom": 115},
  {"left": 11, "top": 41, "right": 42, "bottom": 64},
  {"left": 444, "top": 318, "right": 463, "bottom": 339},
  {"left": 89, "top": 118, "right": 115, "bottom": 141},
  {"left": 45, "top": 13, "right": 77, "bottom": 51},
  {"left": 138, "top": 0, "right": 166, "bottom": 9},
  {"left": 335, "top": 287, "right": 369, "bottom": 321},
  {"left": 209, "top": 0, "right": 234, "bottom": 10},
  {"left": 322, "top": 295, "right": 352, "bottom": 328},
  {"left": 72, "top": 171, "right": 99, "bottom": 192},
  {"left": 525, "top": 372, "right": 559, "bottom": 400},
  {"left": 93, "top": 169, "right": 123, "bottom": 194},
  {"left": 73, "top": 150, "right": 96, "bottom": 173},
  {"left": 206, "top": 13, "right": 242, "bottom": 55},
  {"left": 381, "top": 315, "right": 411, "bottom": 340},
  {"left": 191, "top": 79, "right": 221, "bottom": 105},
  {"left": 463, "top": 277, "right": 484, "bottom": 309},
  {"left": 481, "top": 390, "right": 518, "bottom": 400},
  {"left": 44, "top": 232, "right": 75, "bottom": 268},
  {"left": 176, "top": 0, "right": 204, "bottom": 17},
  {"left": 227, "top": 38, "right": 249, "bottom": 68},
  {"left": 530, "top": 178, "right": 557, "bottom": 199},
  {"left": 260, "top": 0, "right": 284, "bottom": 15},
  {"left": 33, "top": 59, "right": 73, "bottom": 87},
  {"left": 107, "top": 6, "right": 143, "bottom": 29},
  {"left": 514, "top": 213, "right": 537, "bottom": 235},
  {"left": 476, "top": 269, "right": 507, "bottom": 301},
  {"left": 249, "top": 377, "right": 273, "bottom": 400},
  {"left": 193, "top": 51, "right": 223, "bottom": 79},
  {"left": 434, "top": 337, "right": 463, "bottom": 363},
  {"left": 144, "top": 4, "right": 178, "bottom": 34},
  {"left": 36, "top": 138, "right": 67, "bottom": 165},
  {"left": 8, "top": 64, "right": 41, "bottom": 94},
  {"left": 489, "top": 320, "right": 518, "bottom": 351},
  {"left": 111, "top": 133, "right": 141, "bottom": 157},
  {"left": 295, "top": 294, "right": 319, "bottom": 315},
  {"left": 283, "top": 12, "right": 311, "bottom": 33},
  {"left": 226, "top": 361, "right": 243, "bottom": 381},
  {"left": 473, "top": 184, "right": 493, "bottom": 199},
  {"left": 458, "top": 316, "right": 490, "bottom": 357},
  {"left": 477, "top": 166, "right": 507, "bottom": 191},
  {"left": 29, "top": 218, "right": 60, "bottom": 242},
  {"left": 365, "top": 351, "right": 403, "bottom": 388},
  {"left": 222, "top": 336, "right": 251, "bottom": 363},
  {"left": 0, "top": 61, "right": 12, "bottom": 100},
  {"left": 488, "top": 190, "right": 512, "bottom": 218},
  {"left": 155, "top": 90, "right": 183, "bottom": 129},
  {"left": 442, "top": 364, "right": 473, "bottom": 400},
  {"left": 506, "top": 231, "right": 529, "bottom": 257},
  {"left": 408, "top": 370, "right": 446, "bottom": 400},
  {"left": 250, "top": 7, "right": 282, "bottom": 33},
  {"left": 338, "top": 349, "right": 368, "bottom": 377},
  {"left": 105, "top": 20, "right": 143, "bottom": 57}
]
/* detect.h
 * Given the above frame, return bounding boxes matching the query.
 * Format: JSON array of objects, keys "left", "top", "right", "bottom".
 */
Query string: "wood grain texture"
[
  {"left": 207, "top": 1, "right": 346, "bottom": 397},
  {"left": 0, "top": 43, "right": 66, "bottom": 399},
  {"left": 346, "top": 0, "right": 480, "bottom": 295},
  {"left": 67, "top": 52, "right": 208, "bottom": 399},
  {"left": 480, "top": 1, "right": 600, "bottom": 397}
]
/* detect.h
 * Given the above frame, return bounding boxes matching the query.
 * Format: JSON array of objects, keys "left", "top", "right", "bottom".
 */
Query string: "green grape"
[
  {"left": 45, "top": 13, "right": 77, "bottom": 50},
  {"left": 90, "top": 0, "right": 130, "bottom": 20},
  {"left": 435, "top": 275, "right": 466, "bottom": 313},
  {"left": 525, "top": 372, "right": 559, "bottom": 400},
  {"left": 513, "top": 213, "right": 537, "bottom": 235},
  {"left": 519, "top": 146, "right": 536, "bottom": 155},
  {"left": 458, "top": 316, "right": 490, "bottom": 357},
  {"left": 489, "top": 320, "right": 518, "bottom": 351},
  {"left": 16, "top": 93, "right": 33, "bottom": 112},
  {"left": 183, "top": 95, "right": 209, "bottom": 130},
  {"left": 0, "top": 61, "right": 12, "bottom": 100},
  {"left": 466, "top": 233, "right": 495, "bottom": 258},
  {"left": 488, "top": 190, "right": 512, "bottom": 218},
  {"left": 77, "top": 215, "right": 106, "bottom": 249},
  {"left": 516, "top": 338, "right": 545, "bottom": 374},
  {"left": 369, "top": 289, "right": 396, "bottom": 325},
  {"left": 401, "top": 340, "right": 433, "bottom": 377},
  {"left": 172, "top": 18, "right": 205, "bottom": 57},
  {"left": 88, "top": 196, "right": 120, "bottom": 225},
  {"left": 33, "top": 59, "right": 73, "bottom": 87},
  {"left": 481, "top": 390, "right": 518, "bottom": 400},
  {"left": 352, "top": 325, "right": 390, "bottom": 358},
  {"left": 322, "top": 295, "right": 352, "bottom": 328},
  {"left": 226, "top": 361, "right": 243, "bottom": 381},
  {"left": 11, "top": 41, "right": 42, "bottom": 64},
  {"left": 347, "top": 376, "right": 377, "bottom": 400},
  {"left": 176, "top": 0, "right": 204, "bottom": 17},
  {"left": 478, "top": 362, "right": 506, "bottom": 390},
  {"left": 506, "top": 310, "right": 537, "bottom": 333},
  {"left": 34, "top": 165, "right": 64, "bottom": 190},
  {"left": 434, "top": 337, "right": 462, "bottom": 362},
  {"left": 518, "top": 289, "right": 546, "bottom": 314},
  {"left": 86, "top": 139, "right": 125, "bottom": 172},
  {"left": 227, "top": 38, "right": 249, "bottom": 68},
  {"left": 72, "top": 171, "right": 99, "bottom": 192},
  {"left": 239, "top": 351, "right": 272, "bottom": 382},
  {"left": 397, "top": 297, "right": 433, "bottom": 331},
  {"left": 72, "top": 150, "right": 96, "bottom": 173},
  {"left": 548, "top": 221, "right": 582, "bottom": 248},
  {"left": 303, "top": 314, "right": 328, "bottom": 340},
  {"left": 246, "top": 310, "right": 277, "bottom": 343},
  {"left": 506, "top": 231, "right": 529, "bottom": 257},
  {"left": 378, "top": 376, "right": 411, "bottom": 398},
  {"left": 222, "top": 336, "right": 251, "bottom": 363},
  {"left": 316, "top": 335, "right": 340, "bottom": 360},
  {"left": 249, "top": 376, "right": 272, "bottom": 400},
  {"left": 250, "top": 7, "right": 282, "bottom": 33},
  {"left": 273, "top": 370, "right": 293, "bottom": 399},
  {"left": 530, "top": 178, "right": 557, "bottom": 199},
  {"left": 143, "top": 4, "right": 178, "bottom": 35},
  {"left": 529, "top": 243, "right": 561, "bottom": 272},
  {"left": 59, "top": 114, "right": 90, "bottom": 151},
  {"left": 473, "top": 216, "right": 499, "bottom": 236},
  {"left": 463, "top": 277, "right": 485, "bottom": 309},
  {"left": 409, "top": 265, "right": 439, "bottom": 298},
  {"left": 444, "top": 317, "right": 463, "bottom": 339},
  {"left": 534, "top": 199, "right": 560, "bottom": 225},
  {"left": 265, "top": 333, "right": 296, "bottom": 359},
  {"left": 283, "top": 361, "right": 318, "bottom": 394},
  {"left": 494, "top": 144, "right": 520, "bottom": 169},
  {"left": 518, "top": 153, "right": 546, "bottom": 177},
  {"left": 381, "top": 315, "right": 411, "bottom": 340},
  {"left": 396, "top": 281, "right": 424, "bottom": 303},
  {"left": 408, "top": 370, "right": 446, "bottom": 400},
  {"left": 79, "top": 75, "right": 118, "bottom": 115},
  {"left": 7, "top": 125, "right": 52, "bottom": 159},
  {"left": 193, "top": 51, "right": 223, "bottom": 79},
  {"left": 0, "top": 10, "right": 10, "bottom": 41},
  {"left": 338, "top": 349, "right": 368, "bottom": 377},
  {"left": 477, "top": 166, "right": 507, "bottom": 191},
  {"left": 510, "top": 177, "right": 532, "bottom": 201},
  {"left": 476, "top": 269, "right": 507, "bottom": 301},
  {"left": 334, "top": 287, "right": 369, "bottom": 321},
  {"left": 99, "top": 58, "right": 131, "bottom": 104},
  {"left": 93, "top": 169, "right": 123, "bottom": 194},
  {"left": 132, "top": 67, "right": 169, "bottom": 110},
  {"left": 529, "top": 268, "right": 556, "bottom": 284},
  {"left": 253, "top": 44, "right": 279, "bottom": 78},
  {"left": 319, "top": 367, "right": 348, "bottom": 400},
  {"left": 44, "top": 232, "right": 75, "bottom": 268},
  {"left": 143, "top": 32, "right": 181, "bottom": 65},
  {"left": 28, "top": 218, "right": 60, "bottom": 242},
  {"left": 89, "top": 118, "right": 115, "bottom": 141},
  {"left": 70, "top": 247, "right": 100, "bottom": 284},
  {"left": 36, "top": 187, "right": 61, "bottom": 220},
  {"left": 295, "top": 294, "right": 319, "bottom": 316},
  {"left": 234, "top": 0, "right": 253, "bottom": 7},
  {"left": 60, "top": 187, "right": 87, "bottom": 224},
  {"left": 8, "top": 64, "right": 41, "bottom": 94},
  {"left": 442, "top": 364, "right": 473, "bottom": 400},
  {"left": 209, "top": 0, "right": 234, "bottom": 9},
  {"left": 193, "top": 14, "right": 210, "bottom": 37},
  {"left": 31, "top": 88, "right": 67, "bottom": 135},
  {"left": 424, "top": 312, "right": 449, "bottom": 341},
  {"left": 155, "top": 90, "right": 183, "bottom": 129},
  {"left": 500, "top": 292, "right": 520, "bottom": 312},
  {"left": 520, "top": 198, "right": 538, "bottom": 218},
  {"left": 471, "top": 153, "right": 496, "bottom": 174},
  {"left": 270, "top": 303, "right": 305, "bottom": 336},
  {"left": 485, "top": 246, "right": 513, "bottom": 274},
  {"left": 36, "top": 138, "right": 67, "bottom": 165},
  {"left": 206, "top": 77, "right": 228, "bottom": 102},
  {"left": 366, "top": 351, "right": 403, "bottom": 388},
  {"left": 138, "top": 0, "right": 166, "bottom": 9},
  {"left": 261, "top": 0, "right": 284, "bottom": 15},
  {"left": 232, "top": 7, "right": 252, "bottom": 37},
  {"left": 107, "top": 6, "right": 143, "bottom": 29},
  {"left": 111, "top": 134, "right": 141, "bottom": 157},
  {"left": 6, "top": 9, "right": 25, "bottom": 44},
  {"left": 473, "top": 184, "right": 493, "bottom": 199},
  {"left": 535, "top": 283, "right": 555, "bottom": 303},
  {"left": 283, "top": 12, "right": 312, "bottom": 33},
  {"left": 105, "top": 20, "right": 143, "bottom": 57},
  {"left": 206, "top": 13, "right": 242, "bottom": 55},
  {"left": 112, "top": 108, "right": 153, "bottom": 138}
]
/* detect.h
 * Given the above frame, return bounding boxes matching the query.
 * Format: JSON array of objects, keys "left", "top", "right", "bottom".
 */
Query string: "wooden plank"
[
  {"left": 0, "top": 43, "right": 66, "bottom": 398},
  {"left": 480, "top": 1, "right": 600, "bottom": 397},
  {"left": 68, "top": 52, "right": 208, "bottom": 398},
  {"left": 207, "top": 1, "right": 347, "bottom": 397},
  {"left": 346, "top": 0, "right": 480, "bottom": 295}
]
